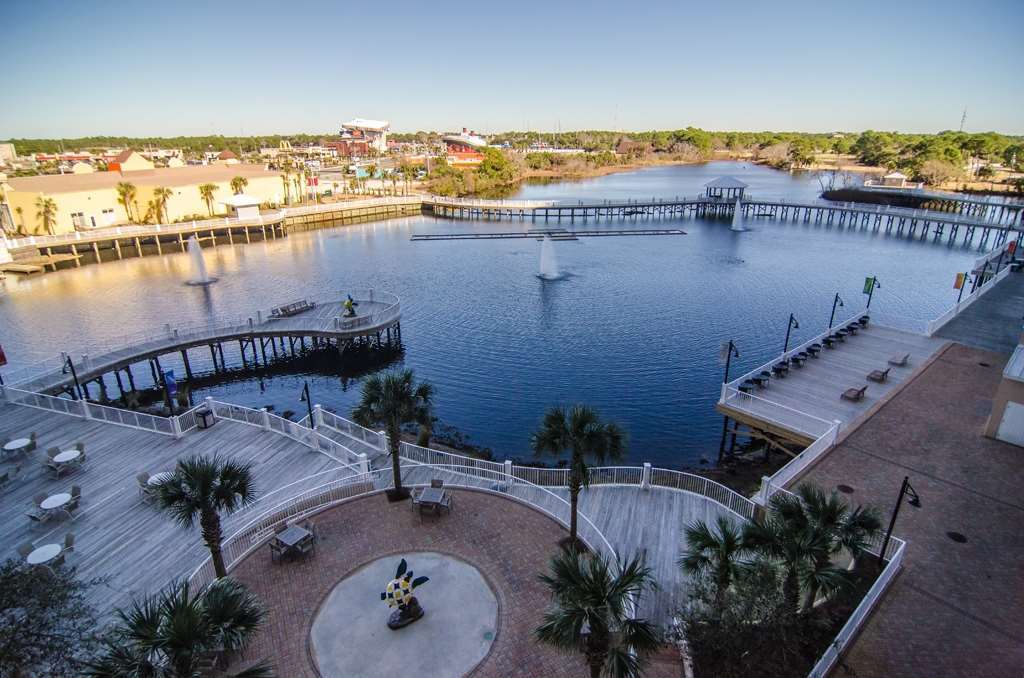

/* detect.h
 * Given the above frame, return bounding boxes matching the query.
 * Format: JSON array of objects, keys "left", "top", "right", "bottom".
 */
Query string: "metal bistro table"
[
  {"left": 41, "top": 493, "right": 72, "bottom": 512},
  {"left": 26, "top": 543, "right": 62, "bottom": 566},
  {"left": 417, "top": 487, "right": 446, "bottom": 520},
  {"left": 3, "top": 438, "right": 31, "bottom": 458},
  {"left": 53, "top": 450, "right": 81, "bottom": 465},
  {"left": 274, "top": 525, "right": 312, "bottom": 559}
]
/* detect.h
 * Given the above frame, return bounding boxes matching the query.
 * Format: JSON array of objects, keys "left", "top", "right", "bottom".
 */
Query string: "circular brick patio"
[{"left": 228, "top": 489, "right": 592, "bottom": 677}]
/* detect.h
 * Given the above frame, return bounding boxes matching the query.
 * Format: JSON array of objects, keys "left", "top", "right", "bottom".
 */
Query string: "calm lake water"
[{"left": 0, "top": 162, "right": 979, "bottom": 467}]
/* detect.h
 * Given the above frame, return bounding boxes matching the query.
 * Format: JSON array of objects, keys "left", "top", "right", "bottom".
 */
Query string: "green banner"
[{"left": 863, "top": 277, "right": 875, "bottom": 295}]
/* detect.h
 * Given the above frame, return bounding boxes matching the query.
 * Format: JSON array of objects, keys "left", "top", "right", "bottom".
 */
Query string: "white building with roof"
[
  {"left": 704, "top": 176, "right": 748, "bottom": 201},
  {"left": 341, "top": 118, "right": 390, "bottom": 153}
]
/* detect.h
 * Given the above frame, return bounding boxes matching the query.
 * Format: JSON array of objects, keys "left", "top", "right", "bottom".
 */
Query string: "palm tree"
[
  {"left": 742, "top": 484, "right": 879, "bottom": 616},
  {"left": 230, "top": 176, "right": 248, "bottom": 195},
  {"left": 153, "top": 186, "right": 173, "bottom": 224},
  {"left": 352, "top": 369, "right": 434, "bottom": 501},
  {"left": 14, "top": 206, "right": 26, "bottom": 235},
  {"left": 156, "top": 454, "right": 257, "bottom": 579},
  {"left": 531, "top": 405, "right": 624, "bottom": 546},
  {"left": 680, "top": 515, "right": 749, "bottom": 610},
  {"left": 198, "top": 183, "right": 218, "bottom": 216},
  {"left": 366, "top": 164, "right": 378, "bottom": 195},
  {"left": 35, "top": 196, "right": 57, "bottom": 235},
  {"left": 83, "top": 578, "right": 273, "bottom": 677},
  {"left": 279, "top": 173, "right": 291, "bottom": 205},
  {"left": 116, "top": 182, "right": 137, "bottom": 222},
  {"left": 536, "top": 549, "right": 660, "bottom": 678}
]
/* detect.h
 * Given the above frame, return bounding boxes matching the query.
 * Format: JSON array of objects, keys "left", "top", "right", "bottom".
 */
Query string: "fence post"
[
  {"left": 81, "top": 399, "right": 92, "bottom": 420},
  {"left": 756, "top": 476, "right": 772, "bottom": 506},
  {"left": 358, "top": 453, "right": 369, "bottom": 474},
  {"left": 641, "top": 462, "right": 652, "bottom": 490},
  {"left": 378, "top": 430, "right": 387, "bottom": 452},
  {"left": 260, "top": 408, "right": 271, "bottom": 431},
  {"left": 831, "top": 420, "right": 842, "bottom": 444},
  {"left": 313, "top": 404, "right": 323, "bottom": 428},
  {"left": 204, "top": 396, "right": 215, "bottom": 415},
  {"left": 504, "top": 460, "right": 513, "bottom": 486},
  {"left": 171, "top": 414, "right": 183, "bottom": 439}
]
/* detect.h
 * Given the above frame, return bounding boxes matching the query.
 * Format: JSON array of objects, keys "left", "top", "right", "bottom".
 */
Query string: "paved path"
[
  {"left": 936, "top": 269, "right": 1024, "bottom": 354},
  {"left": 794, "top": 342, "right": 1024, "bottom": 676},
  {"left": 228, "top": 491, "right": 681, "bottom": 677}
]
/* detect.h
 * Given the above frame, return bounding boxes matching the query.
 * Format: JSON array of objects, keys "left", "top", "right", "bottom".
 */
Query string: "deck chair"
[
  {"left": 27, "top": 433, "right": 38, "bottom": 452},
  {"left": 410, "top": 487, "right": 424, "bottom": 511},
  {"left": 841, "top": 385, "right": 868, "bottom": 402},
  {"left": 868, "top": 368, "right": 891, "bottom": 383},
  {"left": 269, "top": 540, "right": 286, "bottom": 563},
  {"left": 439, "top": 492, "right": 453, "bottom": 515},
  {"left": 46, "top": 447, "right": 60, "bottom": 460},
  {"left": 32, "top": 493, "right": 46, "bottom": 507},
  {"left": 65, "top": 486, "right": 82, "bottom": 514},
  {"left": 74, "top": 441, "right": 85, "bottom": 452},
  {"left": 431, "top": 479, "right": 444, "bottom": 489},
  {"left": 274, "top": 523, "right": 287, "bottom": 534},
  {"left": 888, "top": 353, "right": 910, "bottom": 367},
  {"left": 302, "top": 520, "right": 319, "bottom": 544},
  {"left": 17, "top": 542, "right": 34, "bottom": 559}
]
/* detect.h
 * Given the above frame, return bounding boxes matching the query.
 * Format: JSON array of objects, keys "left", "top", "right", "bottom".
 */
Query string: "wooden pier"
[
  {"left": 7, "top": 291, "right": 402, "bottom": 402},
  {"left": 410, "top": 227, "right": 686, "bottom": 241}
]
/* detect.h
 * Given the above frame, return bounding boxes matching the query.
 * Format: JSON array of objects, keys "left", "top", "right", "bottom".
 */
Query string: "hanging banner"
[
  {"left": 863, "top": 276, "right": 875, "bottom": 295},
  {"left": 954, "top": 272, "right": 966, "bottom": 290},
  {"left": 1008, "top": 241, "right": 1017, "bottom": 255},
  {"left": 0, "top": 344, "right": 7, "bottom": 367}
]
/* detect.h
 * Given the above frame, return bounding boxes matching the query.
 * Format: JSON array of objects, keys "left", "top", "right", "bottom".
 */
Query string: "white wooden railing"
[
  {"left": 721, "top": 386, "right": 839, "bottom": 441},
  {"left": 926, "top": 254, "right": 1015, "bottom": 336}
]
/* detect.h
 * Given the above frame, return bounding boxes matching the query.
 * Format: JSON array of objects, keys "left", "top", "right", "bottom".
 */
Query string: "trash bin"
[{"left": 196, "top": 408, "right": 215, "bottom": 429}]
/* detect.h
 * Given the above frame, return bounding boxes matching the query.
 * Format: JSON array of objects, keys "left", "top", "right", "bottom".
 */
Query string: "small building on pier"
[
  {"left": 221, "top": 194, "right": 261, "bottom": 220},
  {"left": 705, "top": 176, "right": 747, "bottom": 201}
]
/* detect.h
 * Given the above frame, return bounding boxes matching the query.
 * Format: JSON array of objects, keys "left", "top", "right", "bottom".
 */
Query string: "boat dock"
[{"left": 410, "top": 227, "right": 686, "bottom": 241}]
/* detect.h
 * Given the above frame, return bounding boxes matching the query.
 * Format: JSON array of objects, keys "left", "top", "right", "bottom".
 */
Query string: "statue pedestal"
[{"left": 387, "top": 597, "right": 424, "bottom": 630}]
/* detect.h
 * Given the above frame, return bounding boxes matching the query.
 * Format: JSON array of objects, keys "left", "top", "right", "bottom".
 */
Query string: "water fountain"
[
  {"left": 185, "top": 235, "right": 217, "bottom": 285},
  {"left": 730, "top": 198, "right": 745, "bottom": 232},
  {"left": 538, "top": 235, "right": 560, "bottom": 280}
]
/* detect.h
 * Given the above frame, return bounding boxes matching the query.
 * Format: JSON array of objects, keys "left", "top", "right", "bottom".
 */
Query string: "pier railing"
[
  {"left": 755, "top": 421, "right": 841, "bottom": 504},
  {"left": 925, "top": 257, "right": 1013, "bottom": 336},
  {"left": 721, "top": 386, "right": 839, "bottom": 441},
  {"left": 0, "top": 384, "right": 176, "bottom": 435}
]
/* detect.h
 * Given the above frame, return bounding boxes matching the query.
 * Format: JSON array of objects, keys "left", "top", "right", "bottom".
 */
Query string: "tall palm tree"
[
  {"left": 198, "top": 183, "right": 218, "bottom": 216},
  {"left": 787, "top": 484, "right": 881, "bottom": 611},
  {"left": 156, "top": 454, "right": 257, "bottom": 579},
  {"left": 153, "top": 186, "right": 173, "bottom": 224},
  {"left": 83, "top": 578, "right": 273, "bottom": 677},
  {"left": 531, "top": 405, "right": 624, "bottom": 546},
  {"left": 741, "top": 484, "right": 878, "bottom": 616},
  {"left": 680, "top": 515, "right": 749, "bottom": 610},
  {"left": 279, "top": 173, "right": 291, "bottom": 205},
  {"left": 35, "top": 196, "right": 58, "bottom": 235},
  {"left": 116, "top": 182, "right": 137, "bottom": 222},
  {"left": 366, "top": 164, "right": 378, "bottom": 195},
  {"left": 352, "top": 369, "right": 434, "bottom": 501},
  {"left": 229, "top": 176, "right": 248, "bottom": 195},
  {"left": 536, "top": 549, "right": 660, "bottom": 678},
  {"left": 14, "top": 206, "right": 26, "bottom": 235}
]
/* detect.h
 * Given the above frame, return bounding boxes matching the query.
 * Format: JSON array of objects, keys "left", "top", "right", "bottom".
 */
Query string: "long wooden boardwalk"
[{"left": 0, "top": 403, "right": 354, "bottom": 615}]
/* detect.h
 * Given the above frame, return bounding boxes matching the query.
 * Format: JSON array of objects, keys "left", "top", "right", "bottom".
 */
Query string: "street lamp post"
[
  {"left": 61, "top": 354, "right": 82, "bottom": 401},
  {"left": 956, "top": 271, "right": 969, "bottom": 304},
  {"left": 717, "top": 340, "right": 740, "bottom": 463},
  {"left": 829, "top": 293, "right": 845, "bottom": 329},
  {"left": 782, "top": 314, "right": 800, "bottom": 353},
  {"left": 879, "top": 475, "right": 920, "bottom": 566},
  {"left": 300, "top": 380, "right": 314, "bottom": 428}
]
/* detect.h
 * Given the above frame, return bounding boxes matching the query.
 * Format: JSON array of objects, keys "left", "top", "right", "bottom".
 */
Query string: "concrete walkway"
[
  {"left": 794, "top": 342, "right": 1024, "bottom": 676},
  {"left": 936, "top": 269, "right": 1024, "bottom": 354}
]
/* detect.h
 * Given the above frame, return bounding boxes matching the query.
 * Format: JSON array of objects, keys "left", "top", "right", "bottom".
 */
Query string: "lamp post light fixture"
[
  {"left": 782, "top": 314, "right": 800, "bottom": 353},
  {"left": 61, "top": 353, "right": 82, "bottom": 401},
  {"left": 829, "top": 293, "right": 845, "bottom": 329},
  {"left": 956, "top": 271, "right": 969, "bottom": 304},
  {"left": 717, "top": 340, "right": 740, "bottom": 463},
  {"left": 879, "top": 475, "right": 920, "bottom": 566},
  {"left": 300, "top": 380, "right": 314, "bottom": 428}
]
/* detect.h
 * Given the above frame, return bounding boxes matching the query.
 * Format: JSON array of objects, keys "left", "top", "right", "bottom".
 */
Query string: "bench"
[
  {"left": 841, "top": 385, "right": 868, "bottom": 402},
  {"left": 823, "top": 337, "right": 836, "bottom": 349},
  {"left": 807, "top": 344, "right": 822, "bottom": 357},
  {"left": 867, "top": 367, "right": 891, "bottom": 383},
  {"left": 845, "top": 324, "right": 859, "bottom": 335},
  {"left": 888, "top": 353, "right": 910, "bottom": 367},
  {"left": 270, "top": 300, "right": 317, "bottom": 318},
  {"left": 771, "top": 362, "right": 790, "bottom": 378},
  {"left": 791, "top": 354, "right": 807, "bottom": 367},
  {"left": 858, "top": 315, "right": 870, "bottom": 328}
]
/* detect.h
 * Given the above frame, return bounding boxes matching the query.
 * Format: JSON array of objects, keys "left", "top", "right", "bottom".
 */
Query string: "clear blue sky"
[{"left": 3, "top": 0, "right": 1022, "bottom": 137}]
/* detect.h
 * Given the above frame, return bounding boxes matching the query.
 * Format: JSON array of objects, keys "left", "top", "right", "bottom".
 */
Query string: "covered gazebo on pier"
[{"left": 705, "top": 176, "right": 748, "bottom": 201}]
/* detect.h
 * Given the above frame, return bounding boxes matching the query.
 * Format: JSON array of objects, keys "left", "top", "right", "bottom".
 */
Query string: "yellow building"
[{"left": 1, "top": 163, "right": 286, "bottom": 235}]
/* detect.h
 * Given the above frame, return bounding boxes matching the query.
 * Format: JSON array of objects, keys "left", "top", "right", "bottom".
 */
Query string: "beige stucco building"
[{"left": 1, "top": 163, "right": 286, "bottom": 235}]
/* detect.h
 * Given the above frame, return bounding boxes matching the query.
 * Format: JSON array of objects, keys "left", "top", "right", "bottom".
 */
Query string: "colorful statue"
[{"left": 380, "top": 558, "right": 429, "bottom": 629}]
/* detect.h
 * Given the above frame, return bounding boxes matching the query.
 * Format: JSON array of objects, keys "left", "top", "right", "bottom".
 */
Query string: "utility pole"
[{"left": 959, "top": 108, "right": 967, "bottom": 133}]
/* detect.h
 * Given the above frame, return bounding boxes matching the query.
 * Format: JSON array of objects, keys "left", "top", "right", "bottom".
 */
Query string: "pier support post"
[{"left": 641, "top": 462, "right": 652, "bottom": 490}]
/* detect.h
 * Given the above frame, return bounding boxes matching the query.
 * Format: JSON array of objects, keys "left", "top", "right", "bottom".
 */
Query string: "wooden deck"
[
  {"left": 720, "top": 325, "right": 946, "bottom": 442},
  {"left": 0, "top": 404, "right": 352, "bottom": 615},
  {"left": 936, "top": 269, "right": 1024, "bottom": 355}
]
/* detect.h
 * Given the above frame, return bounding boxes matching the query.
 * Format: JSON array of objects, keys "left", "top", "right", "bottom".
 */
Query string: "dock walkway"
[
  {"left": 0, "top": 402, "right": 353, "bottom": 615},
  {"left": 936, "top": 269, "right": 1024, "bottom": 354}
]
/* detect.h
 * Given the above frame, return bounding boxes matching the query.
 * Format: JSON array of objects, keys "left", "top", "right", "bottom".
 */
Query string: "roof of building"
[
  {"left": 217, "top": 150, "right": 238, "bottom": 160},
  {"left": 705, "top": 176, "right": 748, "bottom": 189},
  {"left": 342, "top": 118, "right": 390, "bottom": 131},
  {"left": 443, "top": 133, "right": 487, "bottom": 149},
  {"left": 6, "top": 164, "right": 279, "bottom": 194},
  {"left": 113, "top": 149, "right": 137, "bottom": 163},
  {"left": 884, "top": 171, "right": 908, "bottom": 179}
]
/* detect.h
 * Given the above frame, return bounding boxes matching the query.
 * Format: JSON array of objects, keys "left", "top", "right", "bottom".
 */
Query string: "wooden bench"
[
  {"left": 841, "top": 385, "right": 868, "bottom": 402},
  {"left": 822, "top": 337, "right": 836, "bottom": 349},
  {"left": 807, "top": 344, "right": 822, "bottom": 357},
  {"left": 888, "top": 353, "right": 910, "bottom": 367},
  {"left": 270, "top": 300, "right": 317, "bottom": 318},
  {"left": 858, "top": 315, "right": 870, "bottom": 328},
  {"left": 867, "top": 367, "right": 891, "bottom": 383}
]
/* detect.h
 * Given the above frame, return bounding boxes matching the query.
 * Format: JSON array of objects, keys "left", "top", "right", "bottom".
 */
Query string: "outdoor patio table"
[
  {"left": 3, "top": 438, "right": 31, "bottom": 456},
  {"left": 53, "top": 450, "right": 81, "bottom": 464},
  {"left": 419, "top": 487, "right": 445, "bottom": 508},
  {"left": 26, "top": 543, "right": 62, "bottom": 565},
  {"left": 275, "top": 525, "right": 312, "bottom": 554},
  {"left": 41, "top": 493, "right": 71, "bottom": 511}
]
